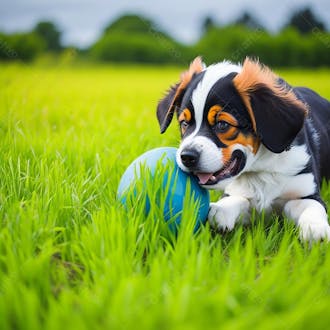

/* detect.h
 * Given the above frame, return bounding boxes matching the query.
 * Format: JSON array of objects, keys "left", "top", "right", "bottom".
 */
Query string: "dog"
[{"left": 156, "top": 57, "right": 330, "bottom": 242}]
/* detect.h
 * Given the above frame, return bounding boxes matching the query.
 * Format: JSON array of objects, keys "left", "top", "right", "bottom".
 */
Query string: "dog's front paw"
[
  {"left": 208, "top": 196, "right": 250, "bottom": 231},
  {"left": 208, "top": 202, "right": 237, "bottom": 231},
  {"left": 284, "top": 199, "right": 330, "bottom": 243},
  {"left": 299, "top": 217, "right": 330, "bottom": 242}
]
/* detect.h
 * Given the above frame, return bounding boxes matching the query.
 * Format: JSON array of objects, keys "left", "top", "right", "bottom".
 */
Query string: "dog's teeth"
[{"left": 229, "top": 159, "right": 237, "bottom": 170}]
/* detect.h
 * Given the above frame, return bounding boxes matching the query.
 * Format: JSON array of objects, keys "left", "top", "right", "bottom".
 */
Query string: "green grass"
[{"left": 1, "top": 62, "right": 330, "bottom": 330}]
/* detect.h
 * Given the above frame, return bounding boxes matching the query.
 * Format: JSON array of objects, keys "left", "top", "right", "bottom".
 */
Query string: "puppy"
[{"left": 157, "top": 57, "right": 330, "bottom": 242}]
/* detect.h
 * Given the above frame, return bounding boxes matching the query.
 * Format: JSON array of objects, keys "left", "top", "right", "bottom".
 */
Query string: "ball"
[{"left": 117, "top": 147, "right": 210, "bottom": 233}]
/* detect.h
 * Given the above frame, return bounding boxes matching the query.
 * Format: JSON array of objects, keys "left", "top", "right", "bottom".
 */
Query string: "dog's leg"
[
  {"left": 208, "top": 195, "right": 250, "bottom": 231},
  {"left": 284, "top": 199, "right": 330, "bottom": 242}
]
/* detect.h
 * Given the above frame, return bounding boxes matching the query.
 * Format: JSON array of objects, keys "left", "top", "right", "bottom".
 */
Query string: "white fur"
[
  {"left": 223, "top": 144, "right": 315, "bottom": 211},
  {"left": 207, "top": 143, "right": 320, "bottom": 235},
  {"left": 191, "top": 61, "right": 241, "bottom": 137},
  {"left": 284, "top": 199, "right": 330, "bottom": 242},
  {"left": 245, "top": 144, "right": 310, "bottom": 175},
  {"left": 201, "top": 143, "right": 254, "bottom": 191},
  {"left": 208, "top": 195, "right": 250, "bottom": 231}
]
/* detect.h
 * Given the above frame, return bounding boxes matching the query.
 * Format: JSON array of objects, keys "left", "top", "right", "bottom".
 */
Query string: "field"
[{"left": 1, "top": 62, "right": 330, "bottom": 330}]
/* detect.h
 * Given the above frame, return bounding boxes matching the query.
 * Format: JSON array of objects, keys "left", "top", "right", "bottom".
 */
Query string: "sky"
[{"left": 0, "top": 0, "right": 329, "bottom": 48}]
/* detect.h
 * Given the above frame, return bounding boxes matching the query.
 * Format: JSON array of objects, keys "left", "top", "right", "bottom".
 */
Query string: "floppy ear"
[
  {"left": 157, "top": 57, "right": 205, "bottom": 133},
  {"left": 233, "top": 58, "right": 308, "bottom": 153}
]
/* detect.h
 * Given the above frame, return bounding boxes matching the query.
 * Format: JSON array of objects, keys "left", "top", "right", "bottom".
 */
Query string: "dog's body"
[{"left": 157, "top": 57, "right": 330, "bottom": 241}]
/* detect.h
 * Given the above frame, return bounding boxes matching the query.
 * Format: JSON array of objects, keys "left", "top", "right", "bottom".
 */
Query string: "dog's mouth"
[{"left": 194, "top": 150, "right": 246, "bottom": 185}]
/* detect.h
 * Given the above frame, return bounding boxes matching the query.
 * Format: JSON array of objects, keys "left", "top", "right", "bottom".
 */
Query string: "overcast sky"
[{"left": 1, "top": 0, "right": 329, "bottom": 47}]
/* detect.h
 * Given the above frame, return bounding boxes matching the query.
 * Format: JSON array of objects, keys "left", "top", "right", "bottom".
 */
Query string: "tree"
[
  {"left": 33, "top": 21, "right": 62, "bottom": 51},
  {"left": 201, "top": 16, "right": 217, "bottom": 35},
  {"left": 233, "top": 11, "right": 265, "bottom": 30},
  {"left": 0, "top": 32, "right": 45, "bottom": 61},
  {"left": 105, "top": 14, "right": 158, "bottom": 35},
  {"left": 284, "top": 7, "right": 326, "bottom": 34},
  {"left": 90, "top": 14, "right": 186, "bottom": 64}
]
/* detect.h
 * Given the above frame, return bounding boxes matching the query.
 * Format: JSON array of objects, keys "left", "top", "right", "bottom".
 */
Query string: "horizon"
[{"left": 0, "top": 0, "right": 329, "bottom": 48}]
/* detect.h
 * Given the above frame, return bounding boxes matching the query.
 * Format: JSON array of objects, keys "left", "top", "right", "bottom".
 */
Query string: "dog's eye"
[
  {"left": 180, "top": 121, "right": 189, "bottom": 134},
  {"left": 215, "top": 120, "right": 230, "bottom": 133}
]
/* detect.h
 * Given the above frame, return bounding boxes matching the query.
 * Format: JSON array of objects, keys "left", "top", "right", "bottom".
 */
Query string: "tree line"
[{"left": 0, "top": 7, "right": 329, "bottom": 67}]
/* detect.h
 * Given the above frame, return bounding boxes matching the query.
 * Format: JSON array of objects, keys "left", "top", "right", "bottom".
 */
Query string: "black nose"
[{"left": 180, "top": 149, "right": 200, "bottom": 168}]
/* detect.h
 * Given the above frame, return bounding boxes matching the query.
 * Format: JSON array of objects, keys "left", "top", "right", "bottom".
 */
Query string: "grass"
[{"left": 1, "top": 62, "right": 330, "bottom": 330}]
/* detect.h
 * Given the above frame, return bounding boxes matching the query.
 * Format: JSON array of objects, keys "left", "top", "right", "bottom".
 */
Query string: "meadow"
[{"left": 1, "top": 62, "right": 330, "bottom": 330}]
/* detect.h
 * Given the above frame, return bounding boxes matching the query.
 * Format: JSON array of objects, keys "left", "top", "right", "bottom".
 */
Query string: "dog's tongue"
[{"left": 195, "top": 172, "right": 213, "bottom": 185}]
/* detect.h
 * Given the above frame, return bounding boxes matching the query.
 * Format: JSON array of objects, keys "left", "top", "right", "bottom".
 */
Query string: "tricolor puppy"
[{"left": 157, "top": 57, "right": 330, "bottom": 242}]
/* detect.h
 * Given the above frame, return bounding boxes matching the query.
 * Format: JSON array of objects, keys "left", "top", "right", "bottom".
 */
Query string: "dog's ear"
[
  {"left": 157, "top": 57, "right": 205, "bottom": 133},
  {"left": 233, "top": 58, "right": 308, "bottom": 153}
]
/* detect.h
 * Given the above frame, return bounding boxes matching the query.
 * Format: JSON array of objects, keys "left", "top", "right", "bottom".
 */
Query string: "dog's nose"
[{"left": 180, "top": 149, "right": 200, "bottom": 168}]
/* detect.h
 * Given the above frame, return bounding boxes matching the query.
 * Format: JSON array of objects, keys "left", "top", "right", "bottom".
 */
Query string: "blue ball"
[{"left": 117, "top": 147, "right": 210, "bottom": 232}]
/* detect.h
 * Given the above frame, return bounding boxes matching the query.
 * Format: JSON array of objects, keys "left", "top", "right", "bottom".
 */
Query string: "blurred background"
[{"left": 0, "top": 0, "right": 329, "bottom": 67}]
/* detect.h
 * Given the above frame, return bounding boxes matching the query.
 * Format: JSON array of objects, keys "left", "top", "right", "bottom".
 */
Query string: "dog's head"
[{"left": 157, "top": 57, "right": 308, "bottom": 188}]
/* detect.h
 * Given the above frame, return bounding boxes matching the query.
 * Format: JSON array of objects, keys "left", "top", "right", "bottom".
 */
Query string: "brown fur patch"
[
  {"left": 221, "top": 133, "right": 260, "bottom": 167},
  {"left": 219, "top": 131, "right": 259, "bottom": 154},
  {"left": 207, "top": 105, "right": 222, "bottom": 126},
  {"left": 158, "top": 57, "right": 204, "bottom": 133},
  {"left": 220, "top": 127, "right": 259, "bottom": 165},
  {"left": 221, "top": 147, "right": 233, "bottom": 165},
  {"left": 214, "top": 110, "right": 260, "bottom": 154},
  {"left": 171, "top": 57, "right": 204, "bottom": 110},
  {"left": 233, "top": 58, "right": 308, "bottom": 132},
  {"left": 216, "top": 112, "right": 238, "bottom": 127},
  {"left": 180, "top": 57, "right": 204, "bottom": 89},
  {"left": 178, "top": 108, "right": 192, "bottom": 123}
]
